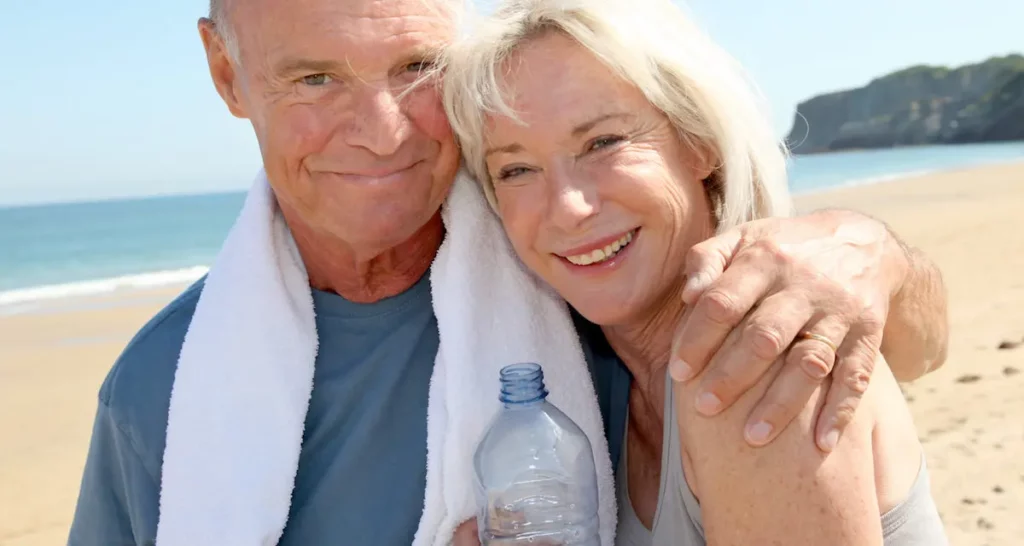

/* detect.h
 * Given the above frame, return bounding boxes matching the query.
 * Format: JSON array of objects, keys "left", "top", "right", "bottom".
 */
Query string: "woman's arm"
[{"left": 675, "top": 357, "right": 888, "bottom": 545}]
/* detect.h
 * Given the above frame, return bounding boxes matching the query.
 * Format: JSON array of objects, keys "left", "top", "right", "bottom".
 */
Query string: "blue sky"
[{"left": 2, "top": 0, "right": 1021, "bottom": 206}]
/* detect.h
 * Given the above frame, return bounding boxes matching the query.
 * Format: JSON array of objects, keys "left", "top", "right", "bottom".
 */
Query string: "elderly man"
[{"left": 67, "top": 0, "right": 947, "bottom": 544}]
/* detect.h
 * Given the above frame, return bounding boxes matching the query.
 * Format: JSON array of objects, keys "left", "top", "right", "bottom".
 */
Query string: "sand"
[{"left": 2, "top": 162, "right": 1022, "bottom": 545}]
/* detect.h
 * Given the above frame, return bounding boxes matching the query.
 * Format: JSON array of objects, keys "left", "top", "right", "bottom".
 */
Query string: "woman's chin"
[{"left": 567, "top": 298, "right": 637, "bottom": 327}]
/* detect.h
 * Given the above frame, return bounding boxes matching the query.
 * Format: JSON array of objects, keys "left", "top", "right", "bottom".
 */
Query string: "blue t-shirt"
[{"left": 67, "top": 274, "right": 630, "bottom": 545}]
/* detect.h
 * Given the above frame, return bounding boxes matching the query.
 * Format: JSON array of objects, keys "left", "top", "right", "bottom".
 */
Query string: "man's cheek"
[{"left": 409, "top": 89, "right": 454, "bottom": 142}]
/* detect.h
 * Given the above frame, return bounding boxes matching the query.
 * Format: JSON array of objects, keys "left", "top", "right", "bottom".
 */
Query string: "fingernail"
[
  {"left": 669, "top": 358, "right": 693, "bottom": 381},
  {"left": 821, "top": 429, "right": 840, "bottom": 451},
  {"left": 695, "top": 391, "right": 721, "bottom": 415},
  {"left": 746, "top": 421, "right": 773, "bottom": 445}
]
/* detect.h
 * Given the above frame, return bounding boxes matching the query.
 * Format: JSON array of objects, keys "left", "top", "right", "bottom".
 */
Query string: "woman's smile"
[{"left": 554, "top": 228, "right": 640, "bottom": 273}]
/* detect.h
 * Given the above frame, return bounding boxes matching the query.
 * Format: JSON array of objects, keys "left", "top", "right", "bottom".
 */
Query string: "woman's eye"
[
  {"left": 588, "top": 135, "right": 624, "bottom": 152},
  {"left": 496, "top": 166, "right": 531, "bottom": 180},
  {"left": 301, "top": 73, "right": 332, "bottom": 86}
]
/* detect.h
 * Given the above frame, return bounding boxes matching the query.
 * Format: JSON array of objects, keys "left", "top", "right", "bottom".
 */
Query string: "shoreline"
[{"left": 791, "top": 158, "right": 1024, "bottom": 199}]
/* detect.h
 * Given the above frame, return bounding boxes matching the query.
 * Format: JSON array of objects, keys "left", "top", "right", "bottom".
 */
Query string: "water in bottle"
[{"left": 473, "top": 362, "right": 600, "bottom": 545}]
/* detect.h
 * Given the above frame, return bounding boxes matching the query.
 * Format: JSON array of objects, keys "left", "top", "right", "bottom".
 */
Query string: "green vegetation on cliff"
[{"left": 786, "top": 54, "right": 1024, "bottom": 154}]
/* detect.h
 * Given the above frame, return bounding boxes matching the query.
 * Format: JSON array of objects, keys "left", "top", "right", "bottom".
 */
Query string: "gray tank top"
[{"left": 614, "top": 372, "right": 948, "bottom": 546}]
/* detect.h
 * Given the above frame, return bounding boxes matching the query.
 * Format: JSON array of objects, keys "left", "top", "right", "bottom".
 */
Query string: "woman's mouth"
[{"left": 560, "top": 228, "right": 639, "bottom": 267}]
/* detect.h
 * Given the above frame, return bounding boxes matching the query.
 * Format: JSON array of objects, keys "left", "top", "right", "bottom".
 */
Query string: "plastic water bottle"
[{"left": 473, "top": 362, "right": 600, "bottom": 545}]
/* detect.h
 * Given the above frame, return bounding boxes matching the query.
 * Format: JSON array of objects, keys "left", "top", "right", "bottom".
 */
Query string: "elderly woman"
[{"left": 441, "top": 0, "right": 948, "bottom": 544}]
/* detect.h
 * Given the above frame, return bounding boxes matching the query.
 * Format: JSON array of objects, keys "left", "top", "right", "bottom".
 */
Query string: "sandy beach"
[{"left": 2, "top": 162, "right": 1022, "bottom": 545}]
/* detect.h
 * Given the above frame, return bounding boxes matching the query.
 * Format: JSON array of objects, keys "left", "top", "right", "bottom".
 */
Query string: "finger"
[
  {"left": 669, "top": 251, "right": 777, "bottom": 383},
  {"left": 814, "top": 320, "right": 882, "bottom": 452},
  {"left": 452, "top": 518, "right": 481, "bottom": 546},
  {"left": 692, "top": 290, "right": 814, "bottom": 416},
  {"left": 743, "top": 316, "right": 850, "bottom": 447},
  {"left": 680, "top": 226, "right": 744, "bottom": 305}
]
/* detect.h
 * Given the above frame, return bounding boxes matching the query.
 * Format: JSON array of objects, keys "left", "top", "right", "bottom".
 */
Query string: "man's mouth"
[{"left": 562, "top": 229, "right": 638, "bottom": 266}]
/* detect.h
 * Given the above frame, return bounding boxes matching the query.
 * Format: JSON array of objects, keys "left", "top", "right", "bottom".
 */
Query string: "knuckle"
[
  {"left": 794, "top": 345, "right": 834, "bottom": 380},
  {"left": 701, "top": 289, "right": 744, "bottom": 325},
  {"left": 857, "top": 308, "right": 886, "bottom": 333},
  {"left": 841, "top": 366, "right": 872, "bottom": 395},
  {"left": 701, "top": 372, "right": 741, "bottom": 401},
  {"left": 754, "top": 398, "right": 792, "bottom": 423},
  {"left": 749, "top": 235, "right": 783, "bottom": 256},
  {"left": 744, "top": 322, "right": 786, "bottom": 361},
  {"left": 831, "top": 401, "right": 859, "bottom": 427},
  {"left": 686, "top": 243, "right": 714, "bottom": 265}
]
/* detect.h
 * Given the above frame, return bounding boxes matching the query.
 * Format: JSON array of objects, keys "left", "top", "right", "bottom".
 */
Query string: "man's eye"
[
  {"left": 406, "top": 61, "right": 434, "bottom": 74},
  {"left": 301, "top": 74, "right": 332, "bottom": 86}
]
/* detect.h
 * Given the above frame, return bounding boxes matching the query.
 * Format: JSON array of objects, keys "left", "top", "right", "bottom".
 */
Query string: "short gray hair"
[
  {"left": 208, "top": 0, "right": 240, "bottom": 63},
  {"left": 441, "top": 0, "right": 793, "bottom": 231}
]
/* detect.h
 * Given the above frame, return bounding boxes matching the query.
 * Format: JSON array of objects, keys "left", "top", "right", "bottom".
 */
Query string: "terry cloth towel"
[{"left": 156, "top": 169, "right": 617, "bottom": 546}]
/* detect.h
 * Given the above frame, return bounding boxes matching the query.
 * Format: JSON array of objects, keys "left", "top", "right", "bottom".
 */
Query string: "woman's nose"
[{"left": 547, "top": 168, "right": 600, "bottom": 232}]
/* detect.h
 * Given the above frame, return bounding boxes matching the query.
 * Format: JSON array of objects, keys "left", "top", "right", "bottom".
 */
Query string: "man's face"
[{"left": 208, "top": 0, "right": 460, "bottom": 256}]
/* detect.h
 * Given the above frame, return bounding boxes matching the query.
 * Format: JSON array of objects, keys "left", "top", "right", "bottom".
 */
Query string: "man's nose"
[{"left": 344, "top": 84, "right": 412, "bottom": 157}]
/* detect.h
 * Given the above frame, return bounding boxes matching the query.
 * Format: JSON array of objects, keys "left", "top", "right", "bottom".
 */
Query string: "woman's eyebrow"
[{"left": 571, "top": 112, "right": 632, "bottom": 137}]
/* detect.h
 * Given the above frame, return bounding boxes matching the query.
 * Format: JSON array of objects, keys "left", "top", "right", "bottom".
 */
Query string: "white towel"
[{"left": 156, "top": 169, "right": 617, "bottom": 546}]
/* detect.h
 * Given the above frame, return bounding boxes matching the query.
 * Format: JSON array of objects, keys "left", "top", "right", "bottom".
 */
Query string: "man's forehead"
[
  {"left": 234, "top": 0, "right": 455, "bottom": 63},
  {"left": 234, "top": 0, "right": 457, "bottom": 32}
]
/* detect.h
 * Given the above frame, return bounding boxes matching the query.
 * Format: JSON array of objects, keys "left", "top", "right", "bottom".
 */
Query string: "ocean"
[{"left": 3, "top": 142, "right": 1024, "bottom": 312}]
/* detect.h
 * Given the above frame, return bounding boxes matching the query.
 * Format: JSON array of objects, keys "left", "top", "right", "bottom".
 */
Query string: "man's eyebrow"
[
  {"left": 571, "top": 112, "right": 632, "bottom": 137},
  {"left": 273, "top": 58, "right": 347, "bottom": 77}
]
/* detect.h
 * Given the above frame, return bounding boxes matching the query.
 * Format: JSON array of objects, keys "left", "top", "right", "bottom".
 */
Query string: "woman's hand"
[
  {"left": 667, "top": 209, "right": 946, "bottom": 451},
  {"left": 452, "top": 519, "right": 481, "bottom": 546}
]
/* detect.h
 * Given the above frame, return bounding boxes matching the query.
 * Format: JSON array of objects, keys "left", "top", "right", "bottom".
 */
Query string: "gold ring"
[{"left": 796, "top": 331, "right": 838, "bottom": 353}]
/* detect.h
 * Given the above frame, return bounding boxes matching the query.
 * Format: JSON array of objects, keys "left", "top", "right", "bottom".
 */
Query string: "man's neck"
[{"left": 288, "top": 212, "right": 445, "bottom": 304}]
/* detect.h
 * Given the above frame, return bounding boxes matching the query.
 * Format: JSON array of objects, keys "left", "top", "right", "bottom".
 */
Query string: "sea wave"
[
  {"left": 793, "top": 169, "right": 938, "bottom": 196},
  {"left": 0, "top": 266, "right": 209, "bottom": 308}
]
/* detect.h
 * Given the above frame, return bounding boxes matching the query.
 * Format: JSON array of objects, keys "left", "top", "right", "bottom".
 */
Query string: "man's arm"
[
  {"left": 882, "top": 229, "right": 949, "bottom": 381},
  {"left": 67, "top": 400, "right": 158, "bottom": 546}
]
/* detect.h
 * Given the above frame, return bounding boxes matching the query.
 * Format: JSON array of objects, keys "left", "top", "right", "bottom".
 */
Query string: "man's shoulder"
[{"left": 98, "top": 277, "right": 205, "bottom": 460}]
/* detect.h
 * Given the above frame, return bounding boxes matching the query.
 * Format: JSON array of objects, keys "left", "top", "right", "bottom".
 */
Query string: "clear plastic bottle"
[{"left": 473, "top": 362, "right": 600, "bottom": 545}]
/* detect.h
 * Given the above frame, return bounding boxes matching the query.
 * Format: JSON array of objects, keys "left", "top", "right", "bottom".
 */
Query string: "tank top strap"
[{"left": 648, "top": 369, "right": 707, "bottom": 545}]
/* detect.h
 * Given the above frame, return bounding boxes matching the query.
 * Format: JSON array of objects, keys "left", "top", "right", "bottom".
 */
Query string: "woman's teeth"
[{"left": 565, "top": 230, "right": 635, "bottom": 266}]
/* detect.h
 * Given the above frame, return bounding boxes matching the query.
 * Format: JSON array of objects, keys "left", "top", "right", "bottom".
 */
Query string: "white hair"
[
  {"left": 441, "top": 0, "right": 793, "bottom": 231},
  {"left": 208, "top": 0, "right": 240, "bottom": 63}
]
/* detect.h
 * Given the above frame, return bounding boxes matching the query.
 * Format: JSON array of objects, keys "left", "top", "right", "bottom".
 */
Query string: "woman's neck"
[{"left": 602, "top": 274, "right": 689, "bottom": 406}]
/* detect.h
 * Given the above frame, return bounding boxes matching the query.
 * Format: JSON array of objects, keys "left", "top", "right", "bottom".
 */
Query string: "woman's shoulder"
[{"left": 670, "top": 356, "right": 886, "bottom": 543}]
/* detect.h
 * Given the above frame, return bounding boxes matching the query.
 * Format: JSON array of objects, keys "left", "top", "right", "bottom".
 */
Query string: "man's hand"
[{"left": 668, "top": 209, "right": 920, "bottom": 452}]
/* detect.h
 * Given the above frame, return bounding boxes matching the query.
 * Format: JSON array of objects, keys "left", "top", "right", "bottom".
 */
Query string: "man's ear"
[{"left": 198, "top": 18, "right": 247, "bottom": 119}]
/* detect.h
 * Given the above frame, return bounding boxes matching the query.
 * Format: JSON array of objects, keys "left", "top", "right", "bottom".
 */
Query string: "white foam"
[
  {"left": 793, "top": 169, "right": 938, "bottom": 197},
  {"left": 0, "top": 266, "right": 210, "bottom": 308}
]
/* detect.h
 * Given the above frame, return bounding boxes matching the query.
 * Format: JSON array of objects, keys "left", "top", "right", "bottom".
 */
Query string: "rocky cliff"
[{"left": 786, "top": 54, "right": 1024, "bottom": 154}]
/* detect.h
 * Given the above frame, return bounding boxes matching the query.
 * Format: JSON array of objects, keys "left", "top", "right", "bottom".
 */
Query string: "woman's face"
[{"left": 483, "top": 32, "right": 716, "bottom": 325}]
